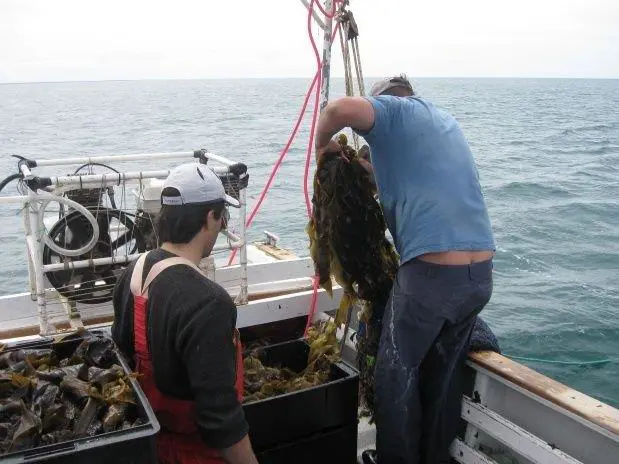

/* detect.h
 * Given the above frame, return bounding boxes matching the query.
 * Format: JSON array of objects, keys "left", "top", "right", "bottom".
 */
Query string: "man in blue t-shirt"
[{"left": 314, "top": 75, "right": 496, "bottom": 464}]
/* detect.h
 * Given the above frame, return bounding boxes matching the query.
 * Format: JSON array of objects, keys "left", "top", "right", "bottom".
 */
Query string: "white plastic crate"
[{"left": 133, "top": 178, "right": 165, "bottom": 215}]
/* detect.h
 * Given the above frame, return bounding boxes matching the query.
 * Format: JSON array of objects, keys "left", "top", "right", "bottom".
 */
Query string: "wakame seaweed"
[
  {"left": 0, "top": 332, "right": 142, "bottom": 456},
  {"left": 307, "top": 134, "right": 399, "bottom": 421}
]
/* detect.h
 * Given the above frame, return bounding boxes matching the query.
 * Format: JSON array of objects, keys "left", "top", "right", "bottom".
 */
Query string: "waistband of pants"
[{"left": 400, "top": 257, "right": 493, "bottom": 282}]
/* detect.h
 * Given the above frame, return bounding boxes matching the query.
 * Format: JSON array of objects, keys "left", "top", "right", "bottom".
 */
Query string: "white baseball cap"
[
  {"left": 369, "top": 75, "right": 414, "bottom": 97},
  {"left": 161, "top": 163, "right": 240, "bottom": 208}
]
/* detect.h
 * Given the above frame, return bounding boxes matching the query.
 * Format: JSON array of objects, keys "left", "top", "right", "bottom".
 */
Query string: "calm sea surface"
[{"left": 0, "top": 77, "right": 617, "bottom": 406}]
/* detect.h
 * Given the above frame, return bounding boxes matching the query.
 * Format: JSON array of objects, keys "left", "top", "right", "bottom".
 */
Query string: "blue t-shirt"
[{"left": 355, "top": 95, "right": 496, "bottom": 264}]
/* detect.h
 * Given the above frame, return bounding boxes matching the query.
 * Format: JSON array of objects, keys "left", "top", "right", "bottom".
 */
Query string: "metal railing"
[{"left": 0, "top": 149, "right": 249, "bottom": 335}]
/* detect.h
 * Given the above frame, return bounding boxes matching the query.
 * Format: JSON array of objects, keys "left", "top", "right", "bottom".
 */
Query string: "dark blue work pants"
[{"left": 374, "top": 258, "right": 493, "bottom": 464}]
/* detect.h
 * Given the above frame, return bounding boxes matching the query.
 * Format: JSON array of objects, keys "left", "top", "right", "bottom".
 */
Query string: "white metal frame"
[
  {"left": 0, "top": 150, "right": 249, "bottom": 335},
  {"left": 459, "top": 361, "right": 619, "bottom": 464},
  {"left": 460, "top": 396, "right": 583, "bottom": 464},
  {"left": 450, "top": 439, "right": 497, "bottom": 464}
]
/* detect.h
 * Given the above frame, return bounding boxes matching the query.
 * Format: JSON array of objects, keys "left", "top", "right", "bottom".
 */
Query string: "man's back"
[
  {"left": 356, "top": 95, "right": 496, "bottom": 264},
  {"left": 112, "top": 248, "right": 248, "bottom": 449},
  {"left": 315, "top": 80, "right": 496, "bottom": 464}
]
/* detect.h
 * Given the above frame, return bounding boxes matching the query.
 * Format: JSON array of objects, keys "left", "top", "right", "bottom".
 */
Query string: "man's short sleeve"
[{"left": 355, "top": 95, "right": 400, "bottom": 143}]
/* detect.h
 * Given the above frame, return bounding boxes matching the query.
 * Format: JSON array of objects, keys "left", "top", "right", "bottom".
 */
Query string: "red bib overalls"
[{"left": 129, "top": 252, "right": 245, "bottom": 464}]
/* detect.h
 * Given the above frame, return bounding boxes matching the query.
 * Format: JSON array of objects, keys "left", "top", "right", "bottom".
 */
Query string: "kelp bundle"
[
  {"left": 242, "top": 319, "right": 340, "bottom": 403},
  {"left": 306, "top": 134, "right": 399, "bottom": 421},
  {"left": 0, "top": 332, "right": 143, "bottom": 456}
]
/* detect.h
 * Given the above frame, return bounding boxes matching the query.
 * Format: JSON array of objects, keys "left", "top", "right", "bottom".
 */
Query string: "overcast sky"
[{"left": 1, "top": 0, "right": 618, "bottom": 83}]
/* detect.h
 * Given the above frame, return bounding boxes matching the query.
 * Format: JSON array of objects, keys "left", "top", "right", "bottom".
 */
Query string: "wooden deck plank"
[
  {"left": 469, "top": 351, "right": 619, "bottom": 437},
  {"left": 253, "top": 242, "right": 298, "bottom": 260}
]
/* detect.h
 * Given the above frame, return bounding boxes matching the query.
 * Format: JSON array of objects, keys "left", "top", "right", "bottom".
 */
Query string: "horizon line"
[{"left": 1, "top": 75, "right": 618, "bottom": 85}]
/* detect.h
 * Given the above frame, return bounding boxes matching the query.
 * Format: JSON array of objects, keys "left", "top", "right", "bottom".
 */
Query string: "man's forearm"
[
  {"left": 315, "top": 98, "right": 376, "bottom": 154},
  {"left": 315, "top": 104, "right": 346, "bottom": 152},
  {"left": 220, "top": 434, "right": 259, "bottom": 464}
]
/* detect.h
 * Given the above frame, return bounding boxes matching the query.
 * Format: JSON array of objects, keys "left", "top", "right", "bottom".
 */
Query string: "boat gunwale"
[{"left": 469, "top": 350, "right": 619, "bottom": 438}]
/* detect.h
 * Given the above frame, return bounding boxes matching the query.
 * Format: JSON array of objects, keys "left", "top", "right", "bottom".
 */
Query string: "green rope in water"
[{"left": 504, "top": 354, "right": 613, "bottom": 366}]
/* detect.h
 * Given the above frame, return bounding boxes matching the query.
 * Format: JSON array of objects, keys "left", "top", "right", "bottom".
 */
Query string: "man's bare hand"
[
  {"left": 315, "top": 139, "right": 342, "bottom": 164},
  {"left": 220, "top": 435, "right": 259, "bottom": 464},
  {"left": 358, "top": 157, "right": 374, "bottom": 176}
]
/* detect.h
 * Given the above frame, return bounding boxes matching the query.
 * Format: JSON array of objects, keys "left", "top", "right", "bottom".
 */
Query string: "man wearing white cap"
[
  {"left": 112, "top": 162, "right": 258, "bottom": 464},
  {"left": 314, "top": 75, "right": 496, "bottom": 464}
]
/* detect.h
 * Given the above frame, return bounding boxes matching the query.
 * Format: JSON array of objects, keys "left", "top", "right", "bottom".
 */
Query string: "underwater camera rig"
[{"left": 0, "top": 150, "right": 249, "bottom": 335}]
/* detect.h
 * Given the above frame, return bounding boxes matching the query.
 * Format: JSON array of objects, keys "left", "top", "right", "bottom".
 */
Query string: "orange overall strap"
[
  {"left": 130, "top": 252, "right": 206, "bottom": 359},
  {"left": 131, "top": 253, "right": 205, "bottom": 299}
]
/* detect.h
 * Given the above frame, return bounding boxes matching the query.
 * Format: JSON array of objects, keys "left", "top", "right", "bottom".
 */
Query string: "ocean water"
[{"left": 0, "top": 78, "right": 618, "bottom": 407}]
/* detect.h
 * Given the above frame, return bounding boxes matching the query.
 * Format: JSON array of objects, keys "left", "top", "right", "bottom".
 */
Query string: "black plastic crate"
[
  {"left": 0, "top": 330, "right": 159, "bottom": 464},
  {"left": 242, "top": 339, "right": 359, "bottom": 456},
  {"left": 255, "top": 423, "right": 359, "bottom": 464}
]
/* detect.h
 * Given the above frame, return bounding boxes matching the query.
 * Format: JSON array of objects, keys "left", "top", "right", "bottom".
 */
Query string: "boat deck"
[{"left": 0, "top": 243, "right": 617, "bottom": 463}]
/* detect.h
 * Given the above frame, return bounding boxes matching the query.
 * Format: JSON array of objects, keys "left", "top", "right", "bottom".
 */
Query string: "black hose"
[
  {"left": 0, "top": 173, "right": 21, "bottom": 193},
  {"left": 73, "top": 162, "right": 120, "bottom": 175},
  {"left": 73, "top": 163, "right": 120, "bottom": 210},
  {"left": 107, "top": 187, "right": 117, "bottom": 209}
]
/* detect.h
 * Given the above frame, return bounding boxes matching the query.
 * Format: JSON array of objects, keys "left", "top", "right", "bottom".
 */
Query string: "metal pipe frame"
[
  {"left": 213, "top": 240, "right": 245, "bottom": 252},
  {"left": 48, "top": 167, "right": 229, "bottom": 190},
  {"left": 41, "top": 254, "right": 141, "bottom": 273},
  {"left": 237, "top": 185, "right": 248, "bottom": 305},
  {"left": 39, "top": 234, "right": 245, "bottom": 275},
  {"left": 24, "top": 229, "right": 36, "bottom": 301},
  {"left": 32, "top": 150, "right": 237, "bottom": 168},
  {"left": 39, "top": 236, "right": 245, "bottom": 273},
  {"left": 221, "top": 229, "right": 242, "bottom": 243},
  {"left": 0, "top": 195, "right": 28, "bottom": 205},
  {"left": 2, "top": 150, "right": 250, "bottom": 335},
  {"left": 24, "top": 190, "right": 50, "bottom": 335},
  {"left": 299, "top": 0, "right": 327, "bottom": 30},
  {"left": 319, "top": 0, "right": 334, "bottom": 113},
  {"left": 20, "top": 163, "right": 33, "bottom": 178}
]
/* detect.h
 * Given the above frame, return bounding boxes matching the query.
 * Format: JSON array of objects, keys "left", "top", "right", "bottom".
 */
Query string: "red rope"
[
  {"left": 313, "top": 0, "right": 339, "bottom": 19},
  {"left": 302, "top": 0, "right": 340, "bottom": 336},
  {"left": 304, "top": 275, "right": 321, "bottom": 336},
  {"left": 227, "top": 1, "right": 341, "bottom": 266},
  {"left": 225, "top": 0, "right": 341, "bottom": 337},
  {"left": 226, "top": 69, "right": 320, "bottom": 266},
  {"left": 304, "top": 0, "right": 341, "bottom": 216},
  {"left": 302, "top": 0, "right": 323, "bottom": 216}
]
